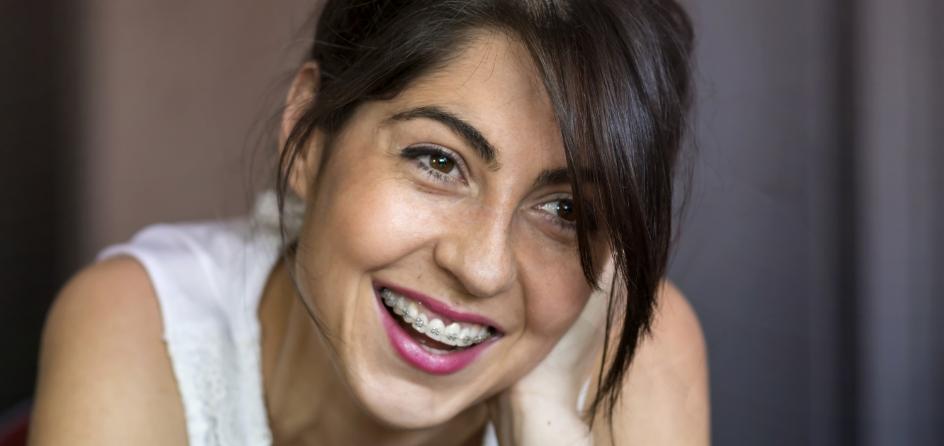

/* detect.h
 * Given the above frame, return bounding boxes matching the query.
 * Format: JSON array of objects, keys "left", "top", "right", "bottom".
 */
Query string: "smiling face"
[{"left": 285, "top": 31, "right": 602, "bottom": 427}]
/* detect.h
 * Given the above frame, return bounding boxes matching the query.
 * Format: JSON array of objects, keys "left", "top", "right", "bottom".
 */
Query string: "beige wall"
[{"left": 77, "top": 0, "right": 315, "bottom": 261}]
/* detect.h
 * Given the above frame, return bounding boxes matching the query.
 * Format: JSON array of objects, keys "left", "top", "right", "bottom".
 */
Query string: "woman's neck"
[{"left": 258, "top": 261, "right": 488, "bottom": 446}]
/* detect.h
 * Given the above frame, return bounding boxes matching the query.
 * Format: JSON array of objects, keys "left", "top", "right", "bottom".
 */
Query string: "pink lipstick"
[{"left": 373, "top": 283, "right": 501, "bottom": 375}]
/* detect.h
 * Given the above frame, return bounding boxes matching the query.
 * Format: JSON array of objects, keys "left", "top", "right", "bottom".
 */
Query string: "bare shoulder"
[
  {"left": 30, "top": 257, "right": 187, "bottom": 446},
  {"left": 599, "top": 280, "right": 710, "bottom": 445},
  {"left": 648, "top": 281, "right": 708, "bottom": 367}
]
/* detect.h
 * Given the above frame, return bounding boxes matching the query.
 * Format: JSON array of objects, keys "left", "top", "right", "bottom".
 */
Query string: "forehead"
[{"left": 387, "top": 31, "right": 565, "bottom": 168}]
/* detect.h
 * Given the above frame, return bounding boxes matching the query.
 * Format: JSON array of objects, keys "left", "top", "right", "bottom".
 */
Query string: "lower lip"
[{"left": 375, "top": 290, "right": 498, "bottom": 375}]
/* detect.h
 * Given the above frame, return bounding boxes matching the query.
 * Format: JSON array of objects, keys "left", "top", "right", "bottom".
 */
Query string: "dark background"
[
  {"left": 2, "top": 1, "right": 942, "bottom": 445},
  {"left": 1, "top": 0, "right": 78, "bottom": 423}
]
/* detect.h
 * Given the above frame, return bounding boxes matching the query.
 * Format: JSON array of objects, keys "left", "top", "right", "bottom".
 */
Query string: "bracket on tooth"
[{"left": 383, "top": 287, "right": 494, "bottom": 347}]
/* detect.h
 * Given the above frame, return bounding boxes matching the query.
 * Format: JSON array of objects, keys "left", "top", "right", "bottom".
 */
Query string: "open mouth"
[
  {"left": 379, "top": 287, "right": 498, "bottom": 352},
  {"left": 373, "top": 282, "right": 502, "bottom": 375}
]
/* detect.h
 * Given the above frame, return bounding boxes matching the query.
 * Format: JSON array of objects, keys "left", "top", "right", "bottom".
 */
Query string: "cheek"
[
  {"left": 520, "top": 249, "right": 593, "bottom": 341},
  {"left": 297, "top": 152, "right": 449, "bottom": 286},
  {"left": 487, "top": 252, "right": 591, "bottom": 389},
  {"left": 313, "top": 181, "right": 440, "bottom": 265}
]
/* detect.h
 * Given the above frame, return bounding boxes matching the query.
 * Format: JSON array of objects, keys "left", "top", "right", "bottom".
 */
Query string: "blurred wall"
[{"left": 77, "top": 0, "right": 314, "bottom": 262}]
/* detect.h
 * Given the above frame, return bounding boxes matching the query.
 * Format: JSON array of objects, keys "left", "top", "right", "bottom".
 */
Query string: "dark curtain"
[
  {"left": 672, "top": 0, "right": 943, "bottom": 445},
  {"left": 0, "top": 0, "right": 77, "bottom": 414}
]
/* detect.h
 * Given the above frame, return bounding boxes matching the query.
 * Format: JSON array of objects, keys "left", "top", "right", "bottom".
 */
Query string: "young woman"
[{"left": 30, "top": 0, "right": 708, "bottom": 444}]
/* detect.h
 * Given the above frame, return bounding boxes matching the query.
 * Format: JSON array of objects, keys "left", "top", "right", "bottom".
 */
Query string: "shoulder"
[
  {"left": 30, "top": 257, "right": 187, "bottom": 445},
  {"left": 648, "top": 281, "right": 707, "bottom": 368},
  {"left": 599, "top": 281, "right": 710, "bottom": 445}
]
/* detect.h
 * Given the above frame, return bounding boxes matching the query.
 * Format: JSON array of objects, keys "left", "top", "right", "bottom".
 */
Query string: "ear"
[{"left": 280, "top": 61, "right": 323, "bottom": 200}]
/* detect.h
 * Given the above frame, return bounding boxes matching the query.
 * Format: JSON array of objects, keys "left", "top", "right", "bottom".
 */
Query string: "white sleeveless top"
[{"left": 97, "top": 215, "right": 502, "bottom": 446}]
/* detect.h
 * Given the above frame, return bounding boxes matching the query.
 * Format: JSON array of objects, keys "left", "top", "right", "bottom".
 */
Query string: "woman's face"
[{"left": 288, "top": 32, "right": 600, "bottom": 427}]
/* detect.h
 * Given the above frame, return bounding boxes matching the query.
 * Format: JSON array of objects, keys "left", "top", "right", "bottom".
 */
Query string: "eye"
[
  {"left": 535, "top": 198, "right": 578, "bottom": 230},
  {"left": 428, "top": 153, "right": 456, "bottom": 174},
  {"left": 400, "top": 145, "right": 467, "bottom": 184}
]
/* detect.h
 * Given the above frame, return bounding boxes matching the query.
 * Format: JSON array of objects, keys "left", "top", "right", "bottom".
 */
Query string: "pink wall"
[{"left": 77, "top": 0, "right": 315, "bottom": 261}]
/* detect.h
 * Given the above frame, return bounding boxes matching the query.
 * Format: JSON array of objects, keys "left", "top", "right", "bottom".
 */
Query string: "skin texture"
[{"left": 29, "top": 32, "right": 709, "bottom": 445}]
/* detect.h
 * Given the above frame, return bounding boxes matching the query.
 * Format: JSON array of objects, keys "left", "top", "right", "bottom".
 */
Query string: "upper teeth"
[{"left": 381, "top": 288, "right": 492, "bottom": 348}]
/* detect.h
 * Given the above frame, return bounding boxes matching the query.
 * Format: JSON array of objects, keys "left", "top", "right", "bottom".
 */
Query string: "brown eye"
[
  {"left": 429, "top": 154, "right": 455, "bottom": 173},
  {"left": 400, "top": 146, "right": 466, "bottom": 184},
  {"left": 556, "top": 199, "right": 576, "bottom": 222},
  {"left": 535, "top": 198, "right": 579, "bottom": 233}
]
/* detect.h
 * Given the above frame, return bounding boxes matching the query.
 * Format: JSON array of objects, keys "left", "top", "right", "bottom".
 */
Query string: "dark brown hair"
[{"left": 277, "top": 0, "right": 693, "bottom": 426}]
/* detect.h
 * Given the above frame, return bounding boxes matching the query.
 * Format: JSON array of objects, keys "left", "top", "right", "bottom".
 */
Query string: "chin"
[
  {"left": 322, "top": 283, "right": 501, "bottom": 429},
  {"left": 343, "top": 366, "right": 479, "bottom": 429}
]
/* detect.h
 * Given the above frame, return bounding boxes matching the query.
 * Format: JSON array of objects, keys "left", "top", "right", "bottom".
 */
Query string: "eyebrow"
[
  {"left": 532, "top": 166, "right": 601, "bottom": 191},
  {"left": 532, "top": 167, "right": 571, "bottom": 189},
  {"left": 388, "top": 106, "right": 499, "bottom": 169}
]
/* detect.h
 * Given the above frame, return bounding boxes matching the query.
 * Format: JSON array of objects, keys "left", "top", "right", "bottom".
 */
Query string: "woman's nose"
[{"left": 433, "top": 208, "right": 517, "bottom": 298}]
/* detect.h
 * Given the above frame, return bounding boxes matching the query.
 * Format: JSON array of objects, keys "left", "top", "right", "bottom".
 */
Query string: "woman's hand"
[{"left": 487, "top": 261, "right": 613, "bottom": 446}]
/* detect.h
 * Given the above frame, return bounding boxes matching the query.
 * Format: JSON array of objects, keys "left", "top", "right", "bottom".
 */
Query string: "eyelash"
[{"left": 400, "top": 145, "right": 467, "bottom": 184}]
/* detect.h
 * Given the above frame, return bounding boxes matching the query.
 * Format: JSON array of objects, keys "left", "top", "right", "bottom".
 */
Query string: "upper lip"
[{"left": 374, "top": 281, "right": 504, "bottom": 334}]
